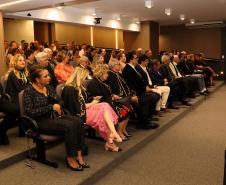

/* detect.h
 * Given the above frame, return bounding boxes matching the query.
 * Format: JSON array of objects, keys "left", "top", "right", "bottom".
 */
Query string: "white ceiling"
[{"left": 1, "top": 0, "right": 226, "bottom": 25}]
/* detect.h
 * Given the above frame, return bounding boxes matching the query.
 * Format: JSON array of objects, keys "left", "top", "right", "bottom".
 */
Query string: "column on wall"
[
  {"left": 123, "top": 21, "right": 159, "bottom": 55},
  {"left": 149, "top": 21, "right": 159, "bottom": 58},
  {"left": 0, "top": 12, "right": 6, "bottom": 76},
  {"left": 34, "top": 21, "right": 49, "bottom": 43}
]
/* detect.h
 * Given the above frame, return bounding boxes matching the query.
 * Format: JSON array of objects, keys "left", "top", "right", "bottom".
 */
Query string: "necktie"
[{"left": 171, "top": 62, "right": 179, "bottom": 76}]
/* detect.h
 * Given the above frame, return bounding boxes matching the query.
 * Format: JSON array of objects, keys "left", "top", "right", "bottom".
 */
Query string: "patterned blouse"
[{"left": 24, "top": 85, "right": 57, "bottom": 121}]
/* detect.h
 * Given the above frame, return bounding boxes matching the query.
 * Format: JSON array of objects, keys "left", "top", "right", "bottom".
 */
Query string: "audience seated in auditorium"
[
  {"left": 62, "top": 67, "right": 122, "bottom": 152},
  {"left": 160, "top": 55, "right": 191, "bottom": 106},
  {"left": 24, "top": 65, "right": 89, "bottom": 171},
  {"left": 122, "top": 52, "right": 160, "bottom": 129},
  {"left": 177, "top": 53, "right": 208, "bottom": 95},
  {"left": 136, "top": 54, "right": 170, "bottom": 112},
  {"left": 171, "top": 55, "right": 199, "bottom": 98},
  {"left": 87, "top": 64, "right": 133, "bottom": 140}
]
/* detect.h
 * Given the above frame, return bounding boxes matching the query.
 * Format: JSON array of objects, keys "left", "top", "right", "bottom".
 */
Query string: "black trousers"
[
  {"left": 37, "top": 115, "right": 85, "bottom": 157},
  {"left": 168, "top": 81, "right": 186, "bottom": 105},
  {"left": 135, "top": 92, "right": 160, "bottom": 124},
  {"left": 0, "top": 98, "right": 19, "bottom": 137}
]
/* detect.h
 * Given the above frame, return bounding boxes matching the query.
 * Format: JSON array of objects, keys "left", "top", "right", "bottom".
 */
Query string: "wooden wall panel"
[
  {"left": 118, "top": 30, "right": 124, "bottom": 49},
  {"left": 160, "top": 25, "right": 222, "bottom": 59},
  {"left": 4, "top": 19, "right": 34, "bottom": 43},
  {"left": 93, "top": 27, "right": 115, "bottom": 48},
  {"left": 55, "top": 23, "right": 90, "bottom": 45}
]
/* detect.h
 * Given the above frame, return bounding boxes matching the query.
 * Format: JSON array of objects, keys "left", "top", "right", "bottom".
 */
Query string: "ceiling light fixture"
[
  {"left": 0, "top": 0, "right": 29, "bottom": 8},
  {"left": 190, "top": 18, "right": 195, "bottom": 24},
  {"left": 117, "top": 15, "right": 121, "bottom": 21},
  {"left": 145, "top": 0, "right": 153, "bottom": 9},
  {"left": 57, "top": 6, "right": 64, "bottom": 10},
  {"left": 92, "top": 9, "right": 96, "bottom": 16},
  {"left": 165, "top": 8, "right": 172, "bottom": 16},
  {"left": 180, "top": 14, "right": 185, "bottom": 21}
]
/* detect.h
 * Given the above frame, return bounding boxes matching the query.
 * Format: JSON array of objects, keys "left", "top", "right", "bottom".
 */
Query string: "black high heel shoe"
[
  {"left": 65, "top": 158, "right": 83, "bottom": 171},
  {"left": 76, "top": 159, "right": 90, "bottom": 168}
]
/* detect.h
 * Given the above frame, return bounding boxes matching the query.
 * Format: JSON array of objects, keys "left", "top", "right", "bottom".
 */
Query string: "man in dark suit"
[
  {"left": 122, "top": 52, "right": 160, "bottom": 129},
  {"left": 160, "top": 55, "right": 191, "bottom": 106},
  {"left": 136, "top": 54, "right": 170, "bottom": 112}
]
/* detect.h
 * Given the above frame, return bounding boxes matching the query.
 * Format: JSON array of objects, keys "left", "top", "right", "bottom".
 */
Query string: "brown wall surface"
[
  {"left": 34, "top": 21, "right": 49, "bottom": 43},
  {"left": 160, "top": 24, "right": 222, "bottom": 59},
  {"left": 55, "top": 23, "right": 91, "bottom": 45},
  {"left": 93, "top": 27, "right": 115, "bottom": 48},
  {"left": 124, "top": 21, "right": 150, "bottom": 52},
  {"left": 4, "top": 19, "right": 34, "bottom": 44},
  {"left": 118, "top": 30, "right": 124, "bottom": 49}
]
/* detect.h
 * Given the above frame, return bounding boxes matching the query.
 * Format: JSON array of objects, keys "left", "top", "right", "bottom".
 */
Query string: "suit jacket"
[
  {"left": 122, "top": 64, "right": 146, "bottom": 96},
  {"left": 183, "top": 60, "right": 195, "bottom": 74},
  {"left": 149, "top": 68, "right": 165, "bottom": 86},
  {"left": 135, "top": 65, "right": 154, "bottom": 88},
  {"left": 160, "top": 64, "right": 174, "bottom": 82}
]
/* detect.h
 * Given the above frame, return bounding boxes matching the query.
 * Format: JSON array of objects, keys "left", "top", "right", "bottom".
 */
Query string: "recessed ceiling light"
[
  {"left": 117, "top": 15, "right": 121, "bottom": 21},
  {"left": 165, "top": 8, "right": 172, "bottom": 16},
  {"left": 180, "top": 14, "right": 185, "bottom": 21},
  {"left": 145, "top": 0, "right": 153, "bottom": 8},
  {"left": 190, "top": 18, "right": 195, "bottom": 24},
  {"left": 92, "top": 9, "right": 96, "bottom": 16},
  {"left": 0, "top": 0, "right": 29, "bottom": 8},
  {"left": 57, "top": 6, "right": 63, "bottom": 10}
]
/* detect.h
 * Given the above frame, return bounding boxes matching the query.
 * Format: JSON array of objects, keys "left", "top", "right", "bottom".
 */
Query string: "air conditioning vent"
[{"left": 185, "top": 21, "right": 225, "bottom": 29}]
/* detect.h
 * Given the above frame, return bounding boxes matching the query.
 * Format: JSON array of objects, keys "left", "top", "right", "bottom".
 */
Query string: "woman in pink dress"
[
  {"left": 62, "top": 67, "right": 122, "bottom": 152},
  {"left": 54, "top": 52, "right": 74, "bottom": 84}
]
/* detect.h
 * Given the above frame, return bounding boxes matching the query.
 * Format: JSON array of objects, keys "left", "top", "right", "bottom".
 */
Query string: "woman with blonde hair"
[
  {"left": 90, "top": 54, "right": 104, "bottom": 70},
  {"left": 87, "top": 64, "right": 132, "bottom": 141},
  {"left": 62, "top": 67, "right": 122, "bottom": 152},
  {"left": 5, "top": 53, "right": 29, "bottom": 104}
]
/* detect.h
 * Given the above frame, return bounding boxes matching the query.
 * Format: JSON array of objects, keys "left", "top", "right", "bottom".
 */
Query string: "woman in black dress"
[
  {"left": 24, "top": 65, "right": 89, "bottom": 171},
  {"left": 87, "top": 64, "right": 132, "bottom": 141},
  {"left": 5, "top": 53, "right": 30, "bottom": 104}
]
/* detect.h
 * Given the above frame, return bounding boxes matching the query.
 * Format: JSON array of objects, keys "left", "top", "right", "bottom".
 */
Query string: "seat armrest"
[
  {"left": 18, "top": 116, "right": 39, "bottom": 135},
  {"left": 2, "top": 93, "right": 12, "bottom": 101}
]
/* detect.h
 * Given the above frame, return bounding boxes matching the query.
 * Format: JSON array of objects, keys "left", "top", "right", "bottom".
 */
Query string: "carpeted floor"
[{"left": 95, "top": 85, "right": 226, "bottom": 185}]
